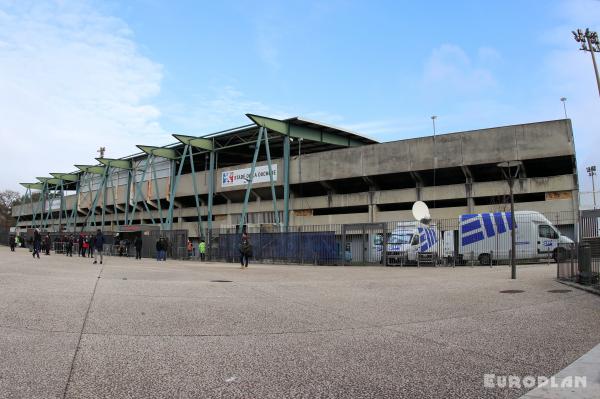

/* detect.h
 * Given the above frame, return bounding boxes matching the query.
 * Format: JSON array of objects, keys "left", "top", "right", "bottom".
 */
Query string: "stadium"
[{"left": 11, "top": 114, "right": 579, "bottom": 262}]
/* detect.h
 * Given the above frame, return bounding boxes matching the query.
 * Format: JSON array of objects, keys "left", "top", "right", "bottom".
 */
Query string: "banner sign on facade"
[{"left": 221, "top": 165, "right": 278, "bottom": 188}]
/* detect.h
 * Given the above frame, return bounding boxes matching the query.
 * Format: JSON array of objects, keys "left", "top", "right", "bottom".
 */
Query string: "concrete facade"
[{"left": 12, "top": 117, "right": 579, "bottom": 236}]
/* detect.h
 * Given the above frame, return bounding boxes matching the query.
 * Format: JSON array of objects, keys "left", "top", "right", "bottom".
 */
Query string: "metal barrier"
[
  {"left": 556, "top": 241, "right": 600, "bottom": 292},
  {"left": 207, "top": 210, "right": 578, "bottom": 266}
]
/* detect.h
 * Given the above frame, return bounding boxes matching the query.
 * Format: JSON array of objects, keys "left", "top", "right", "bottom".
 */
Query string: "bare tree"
[{"left": 0, "top": 190, "right": 21, "bottom": 227}]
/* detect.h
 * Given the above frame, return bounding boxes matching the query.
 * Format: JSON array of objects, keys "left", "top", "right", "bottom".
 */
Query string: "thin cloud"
[
  {"left": 0, "top": 1, "right": 165, "bottom": 192},
  {"left": 422, "top": 44, "right": 498, "bottom": 96}
]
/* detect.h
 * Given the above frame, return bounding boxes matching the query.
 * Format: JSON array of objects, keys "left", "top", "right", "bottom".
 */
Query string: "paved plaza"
[{"left": 1, "top": 246, "right": 599, "bottom": 398}]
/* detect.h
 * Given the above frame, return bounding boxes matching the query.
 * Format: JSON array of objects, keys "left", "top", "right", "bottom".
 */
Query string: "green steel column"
[
  {"left": 151, "top": 156, "right": 165, "bottom": 229},
  {"left": 88, "top": 169, "right": 108, "bottom": 229},
  {"left": 36, "top": 182, "right": 47, "bottom": 229},
  {"left": 207, "top": 150, "right": 215, "bottom": 231},
  {"left": 58, "top": 180, "right": 65, "bottom": 231},
  {"left": 129, "top": 157, "right": 154, "bottom": 224},
  {"left": 111, "top": 170, "right": 119, "bottom": 228},
  {"left": 167, "top": 145, "right": 188, "bottom": 230},
  {"left": 101, "top": 168, "right": 110, "bottom": 228},
  {"left": 68, "top": 177, "right": 81, "bottom": 232},
  {"left": 283, "top": 134, "right": 290, "bottom": 230},
  {"left": 28, "top": 189, "right": 35, "bottom": 229},
  {"left": 188, "top": 145, "right": 204, "bottom": 238},
  {"left": 238, "top": 127, "right": 264, "bottom": 234},
  {"left": 263, "top": 128, "right": 280, "bottom": 225},
  {"left": 43, "top": 185, "right": 58, "bottom": 229},
  {"left": 125, "top": 169, "right": 132, "bottom": 225}
]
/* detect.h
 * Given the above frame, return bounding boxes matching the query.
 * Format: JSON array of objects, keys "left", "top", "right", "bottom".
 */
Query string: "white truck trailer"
[{"left": 450, "top": 211, "right": 573, "bottom": 265}]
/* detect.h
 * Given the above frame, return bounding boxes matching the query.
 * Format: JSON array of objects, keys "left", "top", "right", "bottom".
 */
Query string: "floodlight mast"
[
  {"left": 572, "top": 28, "right": 600, "bottom": 96},
  {"left": 587, "top": 165, "right": 597, "bottom": 209}
]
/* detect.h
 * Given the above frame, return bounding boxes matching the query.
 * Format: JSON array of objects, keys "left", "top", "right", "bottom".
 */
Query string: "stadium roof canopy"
[{"left": 26, "top": 114, "right": 379, "bottom": 188}]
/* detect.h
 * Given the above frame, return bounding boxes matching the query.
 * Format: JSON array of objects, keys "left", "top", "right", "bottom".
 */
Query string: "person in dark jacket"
[
  {"left": 89, "top": 235, "right": 96, "bottom": 258},
  {"left": 9, "top": 235, "right": 16, "bottom": 252},
  {"left": 66, "top": 234, "right": 73, "bottom": 257},
  {"left": 93, "top": 229, "right": 105, "bottom": 265},
  {"left": 156, "top": 238, "right": 166, "bottom": 261},
  {"left": 44, "top": 234, "right": 51, "bottom": 255},
  {"left": 134, "top": 235, "right": 143, "bottom": 259},
  {"left": 32, "top": 230, "right": 41, "bottom": 259},
  {"left": 239, "top": 233, "right": 252, "bottom": 269},
  {"left": 78, "top": 234, "right": 84, "bottom": 256}
]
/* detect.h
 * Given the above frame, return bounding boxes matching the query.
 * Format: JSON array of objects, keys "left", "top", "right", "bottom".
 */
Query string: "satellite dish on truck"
[{"left": 412, "top": 201, "right": 431, "bottom": 225}]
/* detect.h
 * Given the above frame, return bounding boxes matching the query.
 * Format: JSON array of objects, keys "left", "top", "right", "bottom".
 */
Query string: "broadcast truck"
[
  {"left": 383, "top": 221, "right": 441, "bottom": 265},
  {"left": 448, "top": 211, "right": 573, "bottom": 265}
]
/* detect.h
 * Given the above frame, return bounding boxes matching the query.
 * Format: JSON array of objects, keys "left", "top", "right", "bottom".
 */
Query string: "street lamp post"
[
  {"left": 560, "top": 97, "right": 568, "bottom": 119},
  {"left": 431, "top": 116, "right": 437, "bottom": 209},
  {"left": 572, "top": 28, "right": 600, "bottom": 96},
  {"left": 587, "top": 165, "right": 597, "bottom": 209},
  {"left": 498, "top": 161, "right": 522, "bottom": 280}
]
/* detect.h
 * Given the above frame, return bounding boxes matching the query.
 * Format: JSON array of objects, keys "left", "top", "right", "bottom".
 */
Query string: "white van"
[
  {"left": 455, "top": 211, "right": 573, "bottom": 265},
  {"left": 383, "top": 221, "right": 440, "bottom": 266}
]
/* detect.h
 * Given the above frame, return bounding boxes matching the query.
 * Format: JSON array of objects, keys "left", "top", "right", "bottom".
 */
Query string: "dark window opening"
[{"left": 312, "top": 205, "right": 368, "bottom": 215}]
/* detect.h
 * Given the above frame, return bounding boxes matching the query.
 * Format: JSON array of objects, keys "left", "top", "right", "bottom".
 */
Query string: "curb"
[
  {"left": 556, "top": 279, "right": 600, "bottom": 296},
  {"left": 520, "top": 342, "right": 600, "bottom": 399}
]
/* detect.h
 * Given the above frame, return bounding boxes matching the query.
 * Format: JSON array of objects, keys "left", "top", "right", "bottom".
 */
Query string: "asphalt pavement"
[{"left": 1, "top": 246, "right": 599, "bottom": 398}]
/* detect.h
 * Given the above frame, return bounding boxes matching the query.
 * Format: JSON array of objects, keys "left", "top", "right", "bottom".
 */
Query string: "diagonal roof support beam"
[
  {"left": 75, "top": 165, "right": 106, "bottom": 175},
  {"left": 97, "top": 158, "right": 132, "bottom": 170},
  {"left": 136, "top": 145, "right": 180, "bottom": 160},
  {"left": 20, "top": 183, "right": 45, "bottom": 190},
  {"left": 246, "top": 113, "right": 364, "bottom": 147},
  {"left": 50, "top": 173, "right": 79, "bottom": 182},
  {"left": 173, "top": 134, "right": 214, "bottom": 150}
]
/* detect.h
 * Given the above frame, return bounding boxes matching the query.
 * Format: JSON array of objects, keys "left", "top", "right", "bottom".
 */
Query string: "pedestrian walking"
[
  {"left": 89, "top": 235, "right": 95, "bottom": 258},
  {"left": 82, "top": 236, "right": 89, "bottom": 258},
  {"left": 9, "top": 235, "right": 16, "bottom": 252},
  {"left": 199, "top": 239, "right": 206, "bottom": 261},
  {"left": 44, "top": 234, "right": 51, "bottom": 255},
  {"left": 239, "top": 233, "right": 252, "bottom": 269},
  {"left": 93, "top": 229, "right": 105, "bottom": 265},
  {"left": 78, "top": 234, "right": 84, "bottom": 256},
  {"left": 66, "top": 235, "right": 73, "bottom": 257},
  {"left": 187, "top": 239, "right": 193, "bottom": 258},
  {"left": 32, "top": 229, "right": 41, "bottom": 259},
  {"left": 156, "top": 237, "right": 167, "bottom": 261},
  {"left": 134, "top": 235, "right": 143, "bottom": 259}
]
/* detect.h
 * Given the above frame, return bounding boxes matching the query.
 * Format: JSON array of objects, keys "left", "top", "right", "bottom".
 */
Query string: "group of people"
[
  {"left": 9, "top": 230, "right": 254, "bottom": 269},
  {"left": 8, "top": 235, "right": 21, "bottom": 251},
  {"left": 186, "top": 239, "right": 207, "bottom": 261},
  {"left": 21, "top": 229, "right": 105, "bottom": 264}
]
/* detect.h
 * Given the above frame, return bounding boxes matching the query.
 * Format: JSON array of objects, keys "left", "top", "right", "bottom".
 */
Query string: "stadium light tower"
[
  {"left": 560, "top": 97, "right": 568, "bottom": 119},
  {"left": 572, "top": 28, "right": 600, "bottom": 96},
  {"left": 498, "top": 161, "right": 522, "bottom": 280},
  {"left": 588, "top": 165, "right": 597, "bottom": 209}
]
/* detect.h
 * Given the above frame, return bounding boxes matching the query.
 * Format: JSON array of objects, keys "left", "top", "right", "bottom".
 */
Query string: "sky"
[{"left": 0, "top": 0, "right": 599, "bottom": 200}]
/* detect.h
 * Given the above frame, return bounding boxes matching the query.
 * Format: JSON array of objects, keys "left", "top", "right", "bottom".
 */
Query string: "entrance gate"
[{"left": 342, "top": 223, "right": 387, "bottom": 265}]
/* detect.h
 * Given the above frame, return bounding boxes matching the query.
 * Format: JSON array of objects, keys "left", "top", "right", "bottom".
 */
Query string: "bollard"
[{"left": 490, "top": 250, "right": 494, "bottom": 268}]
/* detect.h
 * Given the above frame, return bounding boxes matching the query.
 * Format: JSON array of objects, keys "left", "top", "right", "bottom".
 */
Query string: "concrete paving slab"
[
  {"left": 67, "top": 328, "right": 541, "bottom": 399},
  {"left": 0, "top": 327, "right": 79, "bottom": 399}
]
